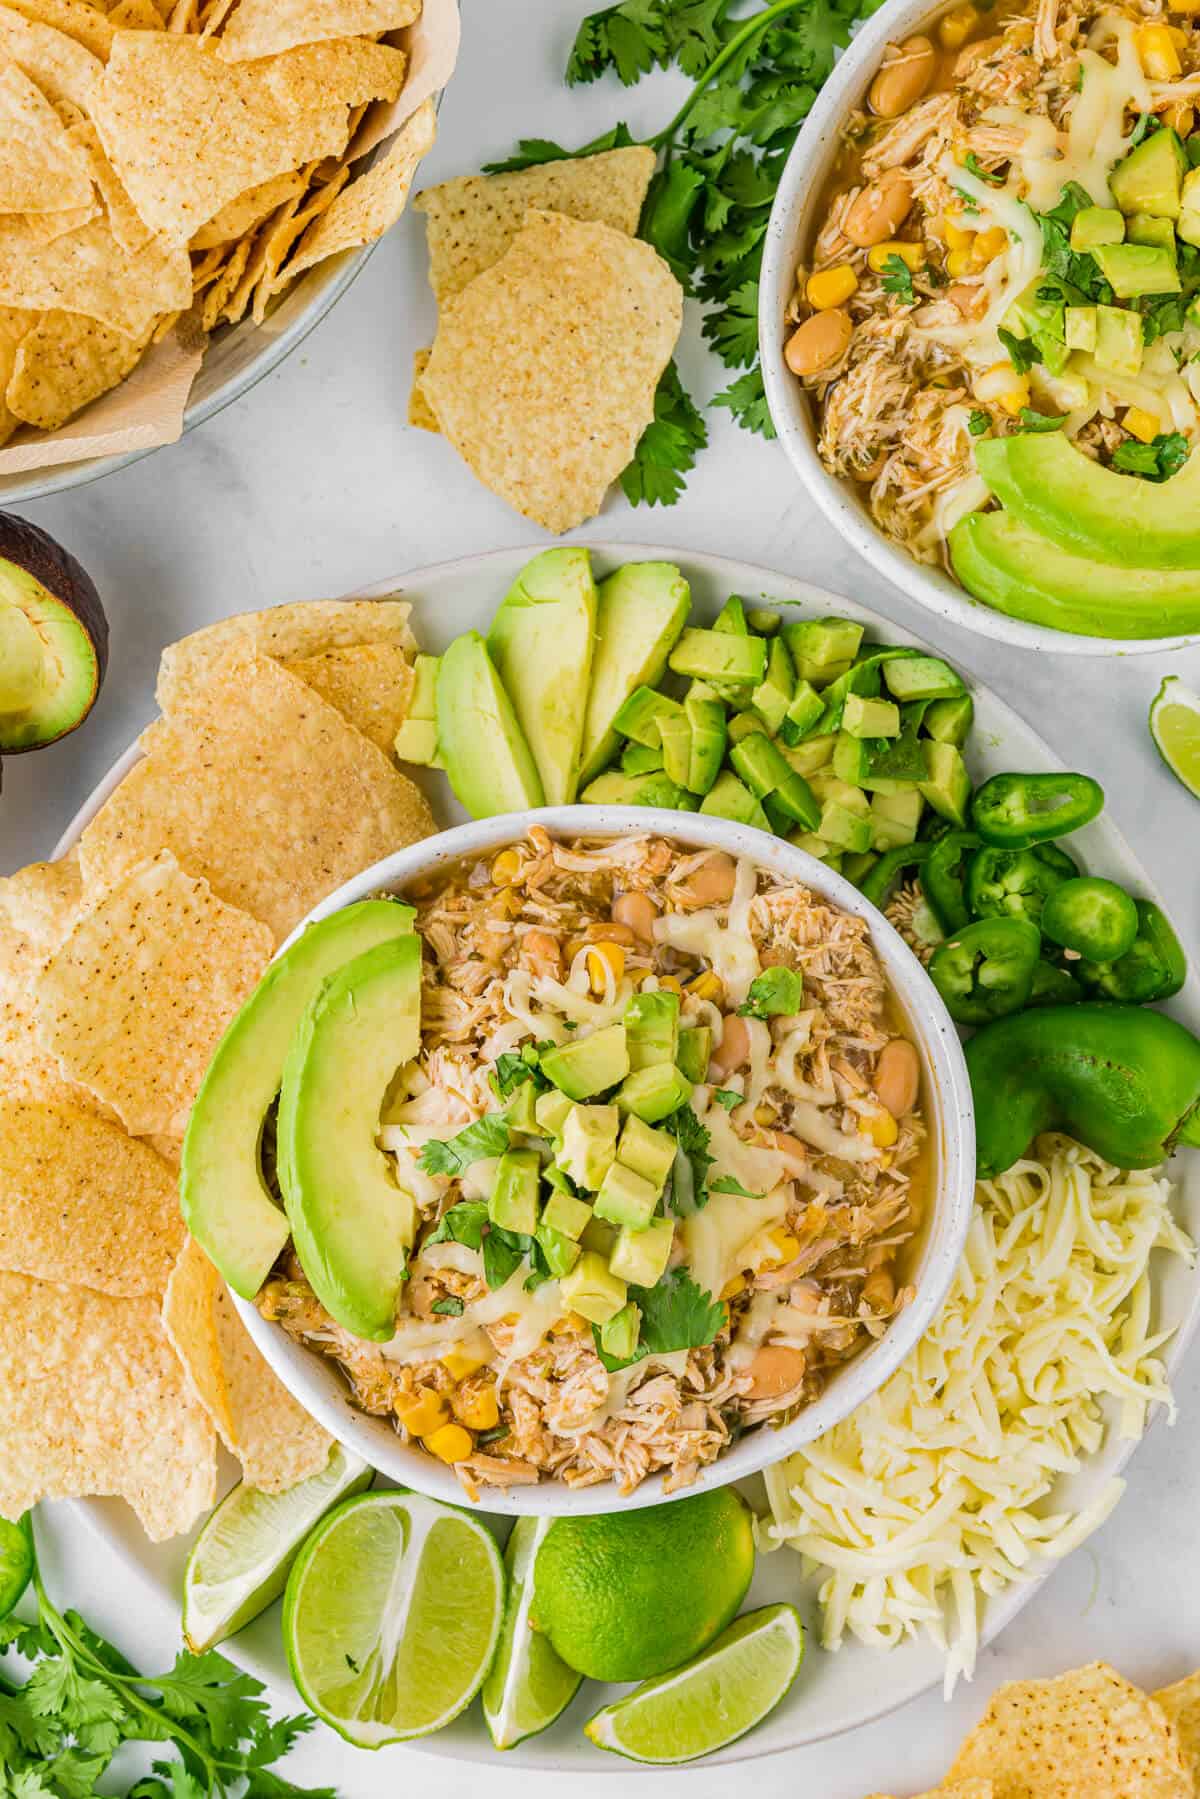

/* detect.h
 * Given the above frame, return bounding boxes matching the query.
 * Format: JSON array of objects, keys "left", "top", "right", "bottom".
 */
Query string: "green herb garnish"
[
  {"left": 713, "top": 1087, "right": 742, "bottom": 1110},
  {"left": 879, "top": 253, "right": 917, "bottom": 305},
  {"left": 997, "top": 327, "right": 1038, "bottom": 375},
  {"left": 963, "top": 150, "right": 1004, "bottom": 186},
  {"left": 967, "top": 408, "right": 990, "bottom": 436},
  {"left": 430, "top": 1295, "right": 465, "bottom": 1317},
  {"left": 592, "top": 1268, "right": 728, "bottom": 1370},
  {"left": 1112, "top": 430, "right": 1190, "bottom": 481},
  {"left": 1016, "top": 407, "right": 1068, "bottom": 432},
  {"left": 417, "top": 1114, "right": 510, "bottom": 1176}
]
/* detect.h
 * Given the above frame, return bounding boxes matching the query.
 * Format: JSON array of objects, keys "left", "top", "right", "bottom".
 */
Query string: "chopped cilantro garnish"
[
  {"left": 592, "top": 1268, "right": 728, "bottom": 1371},
  {"left": 490, "top": 1042, "right": 550, "bottom": 1101},
  {"left": 997, "top": 327, "right": 1038, "bottom": 376},
  {"left": 621, "top": 362, "right": 709, "bottom": 508},
  {"left": 739, "top": 965, "right": 804, "bottom": 1018},
  {"left": 1112, "top": 430, "right": 1190, "bottom": 482},
  {"left": 425, "top": 1201, "right": 532, "bottom": 1290},
  {"left": 963, "top": 150, "right": 1004, "bottom": 186},
  {"left": 425, "top": 1200, "right": 489, "bottom": 1249},
  {"left": 417, "top": 1114, "right": 511, "bottom": 1176},
  {"left": 1016, "top": 407, "right": 1067, "bottom": 433},
  {"left": 709, "top": 1175, "right": 763, "bottom": 1197},
  {"left": 713, "top": 1087, "right": 742, "bottom": 1110},
  {"left": 879, "top": 253, "right": 917, "bottom": 305},
  {"left": 431, "top": 1295, "right": 465, "bottom": 1317},
  {"left": 967, "top": 408, "right": 991, "bottom": 437},
  {"left": 665, "top": 1103, "right": 715, "bottom": 1211}
]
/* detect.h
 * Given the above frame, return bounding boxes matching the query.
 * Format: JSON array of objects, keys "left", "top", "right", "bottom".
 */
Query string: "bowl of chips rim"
[{"left": 226, "top": 803, "right": 976, "bottom": 1518}]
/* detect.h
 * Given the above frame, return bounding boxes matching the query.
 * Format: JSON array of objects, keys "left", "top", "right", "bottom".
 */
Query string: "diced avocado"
[
  {"left": 782, "top": 617, "right": 864, "bottom": 682},
  {"left": 780, "top": 678, "right": 824, "bottom": 745},
  {"left": 1064, "top": 304, "right": 1098, "bottom": 352},
  {"left": 581, "top": 1215, "right": 618, "bottom": 1259},
  {"left": 843, "top": 694, "right": 900, "bottom": 738},
  {"left": 1094, "top": 303, "right": 1143, "bottom": 375},
  {"left": 743, "top": 965, "right": 803, "bottom": 1016},
  {"left": 699, "top": 769, "right": 770, "bottom": 831},
  {"left": 622, "top": 742, "right": 665, "bottom": 777},
  {"left": 918, "top": 739, "right": 971, "bottom": 825},
  {"left": 578, "top": 563, "right": 691, "bottom": 785},
  {"left": 668, "top": 627, "right": 766, "bottom": 686},
  {"left": 1001, "top": 282, "right": 1069, "bottom": 376},
  {"left": 616, "top": 1115, "right": 677, "bottom": 1192},
  {"left": 775, "top": 772, "right": 819, "bottom": 831},
  {"left": 782, "top": 732, "right": 836, "bottom": 777},
  {"left": 534, "top": 1222, "right": 581, "bottom": 1278},
  {"left": 580, "top": 769, "right": 691, "bottom": 809},
  {"left": 843, "top": 850, "right": 879, "bottom": 885},
  {"left": 870, "top": 787, "right": 923, "bottom": 849},
  {"left": 1178, "top": 166, "right": 1200, "bottom": 246},
  {"left": 542, "top": 1187, "right": 593, "bottom": 1239},
  {"left": 641, "top": 775, "right": 698, "bottom": 811},
  {"left": 599, "top": 1301, "right": 641, "bottom": 1362},
  {"left": 614, "top": 685, "right": 684, "bottom": 748},
  {"left": 182, "top": 898, "right": 415, "bottom": 1300},
  {"left": 535, "top": 1088, "right": 573, "bottom": 1140},
  {"left": 541, "top": 1024, "right": 629, "bottom": 1101},
  {"left": 729, "top": 711, "right": 767, "bottom": 744},
  {"left": 675, "top": 1025, "right": 712, "bottom": 1084},
  {"left": 1090, "top": 242, "right": 1180, "bottom": 298},
  {"left": 437, "top": 632, "right": 544, "bottom": 817},
  {"left": 762, "top": 792, "right": 791, "bottom": 835},
  {"left": 594, "top": 1160, "right": 659, "bottom": 1229},
  {"left": 616, "top": 1063, "right": 693, "bottom": 1124},
  {"left": 685, "top": 683, "right": 727, "bottom": 794},
  {"left": 924, "top": 693, "right": 974, "bottom": 746},
  {"left": 658, "top": 710, "right": 693, "bottom": 787},
  {"left": 489, "top": 1148, "right": 540, "bottom": 1235},
  {"left": 730, "top": 731, "right": 787, "bottom": 799},
  {"left": 1128, "top": 212, "right": 1176, "bottom": 253},
  {"left": 791, "top": 831, "right": 837, "bottom": 862},
  {"left": 277, "top": 936, "right": 421, "bottom": 1342},
  {"left": 487, "top": 547, "right": 597, "bottom": 804},
  {"left": 624, "top": 989, "right": 680, "bottom": 1072},
  {"left": 809, "top": 769, "right": 869, "bottom": 810},
  {"left": 394, "top": 654, "right": 441, "bottom": 765},
  {"left": 833, "top": 730, "right": 870, "bottom": 785},
  {"left": 1070, "top": 206, "right": 1124, "bottom": 251},
  {"left": 560, "top": 1251, "right": 627, "bottom": 1325},
  {"left": 751, "top": 636, "right": 794, "bottom": 735},
  {"left": 610, "top": 1218, "right": 675, "bottom": 1287},
  {"left": 882, "top": 656, "right": 963, "bottom": 702},
  {"left": 747, "top": 607, "right": 781, "bottom": 634},
  {"left": 819, "top": 798, "right": 874, "bottom": 853},
  {"left": 712, "top": 595, "right": 750, "bottom": 635},
  {"left": 558, "top": 1103, "right": 618, "bottom": 1191},
  {"left": 505, "top": 1081, "right": 539, "bottom": 1134},
  {"left": 1109, "top": 126, "right": 1186, "bottom": 219}
]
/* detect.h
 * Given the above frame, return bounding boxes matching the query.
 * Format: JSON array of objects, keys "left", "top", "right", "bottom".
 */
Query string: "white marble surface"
[{"left": 7, "top": 4, "right": 1200, "bottom": 1794}]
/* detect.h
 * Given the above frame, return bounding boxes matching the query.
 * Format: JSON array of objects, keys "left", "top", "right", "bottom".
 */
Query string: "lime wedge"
[
  {"left": 483, "top": 1517, "right": 582, "bottom": 1750},
  {"left": 183, "top": 1443, "right": 371, "bottom": 1653},
  {"left": 584, "top": 1603, "right": 804, "bottom": 1764},
  {"left": 283, "top": 1490, "right": 505, "bottom": 1746},
  {"left": 0, "top": 1516, "right": 33, "bottom": 1621},
  {"left": 1151, "top": 675, "right": 1200, "bottom": 799}
]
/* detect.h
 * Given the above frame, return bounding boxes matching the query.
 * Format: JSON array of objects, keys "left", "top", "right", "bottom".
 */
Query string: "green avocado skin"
[
  {"left": 530, "top": 1488, "right": 755, "bottom": 1682},
  {"left": 949, "top": 510, "right": 1200, "bottom": 640}
]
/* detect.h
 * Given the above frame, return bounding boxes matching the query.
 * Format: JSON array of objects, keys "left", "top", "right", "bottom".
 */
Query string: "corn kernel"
[
  {"left": 1170, "top": 24, "right": 1190, "bottom": 45},
  {"left": 425, "top": 1422, "right": 473, "bottom": 1465},
  {"left": 944, "top": 214, "right": 974, "bottom": 251},
  {"left": 491, "top": 849, "right": 521, "bottom": 886},
  {"left": 753, "top": 1101, "right": 777, "bottom": 1127},
  {"left": 441, "top": 1346, "right": 488, "bottom": 1381},
  {"left": 586, "top": 940, "right": 626, "bottom": 991},
  {"left": 867, "top": 240, "right": 924, "bottom": 273},
  {"left": 1137, "top": 22, "right": 1181, "bottom": 76},
  {"left": 946, "top": 246, "right": 973, "bottom": 277},
  {"left": 1170, "top": 0, "right": 1200, "bottom": 15},
  {"left": 861, "top": 1105, "right": 899, "bottom": 1148},
  {"left": 970, "top": 225, "right": 1007, "bottom": 267},
  {"left": 1124, "top": 405, "right": 1160, "bottom": 443},
  {"left": 453, "top": 1383, "right": 500, "bottom": 1431},
  {"left": 721, "top": 1274, "right": 747, "bottom": 1300},
  {"left": 769, "top": 1230, "right": 802, "bottom": 1264},
  {"left": 685, "top": 969, "right": 725, "bottom": 1004},
  {"left": 652, "top": 973, "right": 684, "bottom": 995},
  {"left": 395, "top": 1391, "right": 449, "bottom": 1438},
  {"left": 806, "top": 264, "right": 858, "bottom": 310},
  {"left": 938, "top": 3, "right": 978, "bottom": 48},
  {"left": 1165, "top": 101, "right": 1195, "bottom": 134},
  {"left": 997, "top": 385, "right": 1029, "bottom": 415}
]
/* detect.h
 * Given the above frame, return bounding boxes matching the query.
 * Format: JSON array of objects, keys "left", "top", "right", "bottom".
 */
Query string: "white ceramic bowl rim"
[
  {"left": 232, "top": 803, "right": 976, "bottom": 1516},
  {"left": 757, "top": 0, "right": 1198, "bottom": 658}
]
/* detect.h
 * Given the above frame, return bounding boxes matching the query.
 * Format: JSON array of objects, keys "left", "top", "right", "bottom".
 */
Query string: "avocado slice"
[
  {"left": 578, "top": 563, "right": 691, "bottom": 785},
  {"left": 950, "top": 508, "right": 1200, "bottom": 638},
  {"left": 668, "top": 628, "right": 766, "bottom": 686},
  {"left": 0, "top": 515, "right": 107, "bottom": 753},
  {"left": 975, "top": 432, "right": 1200, "bottom": 568},
  {"left": 278, "top": 933, "right": 422, "bottom": 1341},
  {"left": 394, "top": 654, "right": 441, "bottom": 767},
  {"left": 486, "top": 548, "right": 597, "bottom": 804},
  {"left": 1090, "top": 242, "right": 1180, "bottom": 298},
  {"left": 918, "top": 741, "right": 971, "bottom": 826},
  {"left": 1109, "top": 127, "right": 1186, "bottom": 219},
  {"left": 181, "top": 898, "right": 415, "bottom": 1299},
  {"left": 436, "top": 630, "right": 545, "bottom": 817},
  {"left": 541, "top": 1024, "right": 629, "bottom": 1101}
]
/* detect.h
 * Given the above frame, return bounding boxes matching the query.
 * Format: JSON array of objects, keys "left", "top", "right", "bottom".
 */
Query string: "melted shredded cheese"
[{"left": 762, "top": 1137, "right": 1193, "bottom": 1692}]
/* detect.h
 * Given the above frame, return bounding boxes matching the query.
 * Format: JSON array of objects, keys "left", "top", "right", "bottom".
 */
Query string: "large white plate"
[{"left": 55, "top": 545, "right": 1200, "bottom": 1770}]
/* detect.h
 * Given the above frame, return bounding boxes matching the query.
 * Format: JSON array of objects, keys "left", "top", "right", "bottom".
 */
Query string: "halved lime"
[
  {"left": 0, "top": 1516, "right": 33, "bottom": 1621},
  {"left": 1151, "top": 675, "right": 1200, "bottom": 799},
  {"left": 584, "top": 1603, "right": 804, "bottom": 1764},
  {"left": 183, "top": 1443, "right": 371, "bottom": 1653},
  {"left": 482, "top": 1517, "right": 581, "bottom": 1750},
  {"left": 283, "top": 1490, "right": 505, "bottom": 1746}
]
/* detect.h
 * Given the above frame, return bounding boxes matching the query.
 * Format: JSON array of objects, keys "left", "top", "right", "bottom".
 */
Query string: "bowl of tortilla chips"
[{"left": 0, "top": 0, "right": 458, "bottom": 502}]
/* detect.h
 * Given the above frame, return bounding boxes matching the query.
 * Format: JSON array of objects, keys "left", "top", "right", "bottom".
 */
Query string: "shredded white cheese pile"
[{"left": 762, "top": 1135, "right": 1194, "bottom": 1692}]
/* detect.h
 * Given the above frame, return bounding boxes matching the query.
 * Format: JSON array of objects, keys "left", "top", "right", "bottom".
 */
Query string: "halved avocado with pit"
[{"left": 0, "top": 513, "right": 107, "bottom": 752}]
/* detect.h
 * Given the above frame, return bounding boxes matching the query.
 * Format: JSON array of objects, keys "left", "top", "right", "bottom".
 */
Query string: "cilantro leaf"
[
  {"left": 1016, "top": 407, "right": 1067, "bottom": 433},
  {"left": 665, "top": 1104, "right": 715, "bottom": 1210},
  {"left": 621, "top": 362, "right": 708, "bottom": 507},
  {"left": 425, "top": 1200, "right": 489, "bottom": 1249},
  {"left": 709, "top": 1175, "right": 763, "bottom": 1197},
  {"left": 713, "top": 1087, "right": 741, "bottom": 1110},
  {"left": 997, "top": 327, "right": 1038, "bottom": 376},
  {"left": 963, "top": 150, "right": 1004, "bottom": 186},
  {"left": 482, "top": 1225, "right": 529, "bottom": 1291},
  {"left": 566, "top": 0, "right": 670, "bottom": 85},
  {"left": 416, "top": 1114, "right": 510, "bottom": 1176},
  {"left": 702, "top": 278, "right": 760, "bottom": 367},
  {"left": 879, "top": 252, "right": 916, "bottom": 304},
  {"left": 431, "top": 1295, "right": 464, "bottom": 1316},
  {"left": 592, "top": 1268, "right": 727, "bottom": 1370},
  {"left": 1112, "top": 430, "right": 1190, "bottom": 481},
  {"left": 967, "top": 408, "right": 990, "bottom": 436},
  {"left": 713, "top": 367, "right": 777, "bottom": 438},
  {"left": 490, "top": 1041, "right": 550, "bottom": 1102}
]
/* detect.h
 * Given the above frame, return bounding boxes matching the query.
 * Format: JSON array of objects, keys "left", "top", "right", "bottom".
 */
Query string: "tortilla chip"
[
  {"left": 198, "top": 231, "right": 253, "bottom": 332},
  {"left": 92, "top": 31, "right": 405, "bottom": 245},
  {"left": 7, "top": 308, "right": 149, "bottom": 429},
  {"left": 866, "top": 1786, "right": 995, "bottom": 1799},
  {"left": 156, "top": 595, "right": 414, "bottom": 710},
  {"left": 0, "top": 4, "right": 103, "bottom": 109},
  {"left": 0, "top": 210, "right": 191, "bottom": 338},
  {"left": 81, "top": 650, "right": 435, "bottom": 942},
  {"left": 68, "top": 116, "right": 154, "bottom": 254},
  {"left": 0, "top": 854, "right": 94, "bottom": 1106},
  {"left": 218, "top": 0, "right": 419, "bottom": 61},
  {"left": 415, "top": 145, "right": 657, "bottom": 302},
  {"left": 37, "top": 849, "right": 273, "bottom": 1135},
  {"left": 245, "top": 163, "right": 350, "bottom": 321},
  {"left": 107, "top": 0, "right": 165, "bottom": 26},
  {"left": 190, "top": 169, "right": 306, "bottom": 250},
  {"left": 947, "top": 1663, "right": 1192, "bottom": 1799},
  {"left": 408, "top": 344, "right": 438, "bottom": 432},
  {"left": 283, "top": 96, "right": 434, "bottom": 281},
  {"left": 0, "top": 1098, "right": 183, "bottom": 1295},
  {"left": 285, "top": 640, "right": 415, "bottom": 753},
  {"left": 0, "top": 1268, "right": 216, "bottom": 1539},
  {"left": 164, "top": 1238, "right": 334, "bottom": 1492},
  {"left": 1155, "top": 1674, "right": 1200, "bottom": 1778},
  {"left": 0, "top": 61, "right": 94, "bottom": 214},
  {"left": 422, "top": 209, "right": 682, "bottom": 534},
  {"left": 0, "top": 307, "right": 35, "bottom": 444},
  {"left": 3, "top": 0, "right": 113, "bottom": 57},
  {"left": 0, "top": 850, "right": 81, "bottom": 945}
]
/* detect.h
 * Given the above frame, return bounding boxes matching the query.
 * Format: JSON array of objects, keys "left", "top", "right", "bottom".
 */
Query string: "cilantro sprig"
[
  {"left": 592, "top": 1267, "right": 728, "bottom": 1371},
  {"left": 416, "top": 1114, "right": 510, "bottom": 1176},
  {"left": 879, "top": 253, "right": 917, "bottom": 306},
  {"left": 0, "top": 1518, "right": 334, "bottom": 1799},
  {"left": 1112, "top": 430, "right": 1190, "bottom": 482}
]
